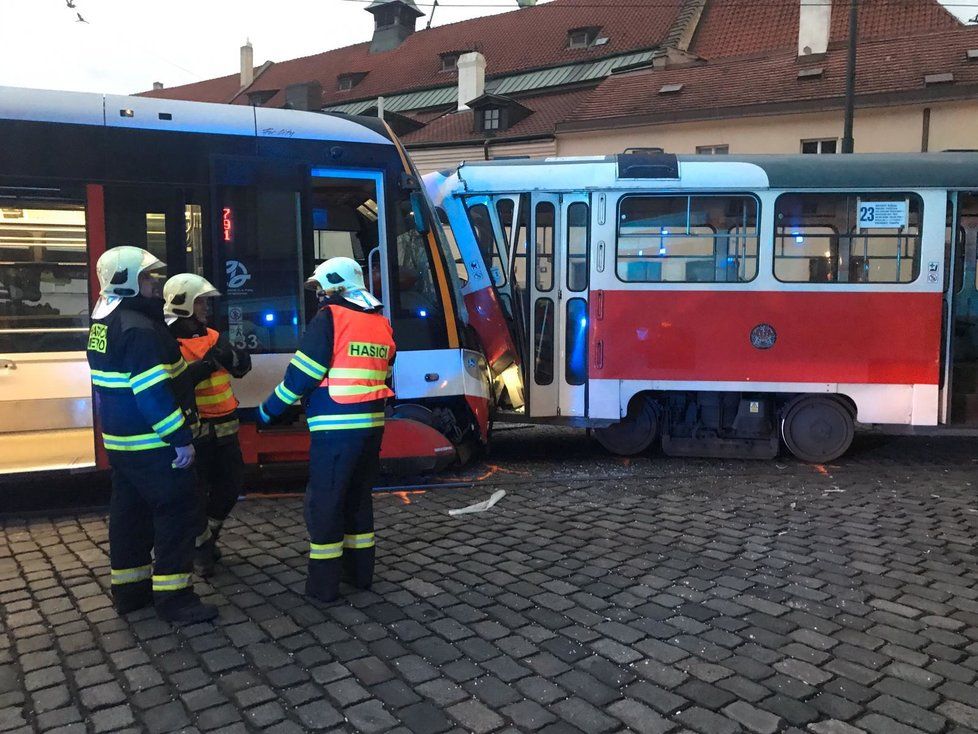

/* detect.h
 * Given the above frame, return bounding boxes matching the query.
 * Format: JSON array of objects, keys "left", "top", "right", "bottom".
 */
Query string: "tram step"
[{"left": 661, "top": 432, "right": 780, "bottom": 460}]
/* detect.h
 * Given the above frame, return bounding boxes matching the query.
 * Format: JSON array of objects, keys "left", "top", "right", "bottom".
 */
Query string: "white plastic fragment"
[{"left": 448, "top": 489, "right": 506, "bottom": 516}]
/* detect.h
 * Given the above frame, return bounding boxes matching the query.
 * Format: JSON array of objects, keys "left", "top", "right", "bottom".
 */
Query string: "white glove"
[{"left": 172, "top": 444, "right": 196, "bottom": 469}]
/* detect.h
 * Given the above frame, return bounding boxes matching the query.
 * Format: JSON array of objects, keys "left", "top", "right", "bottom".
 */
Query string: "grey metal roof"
[
  {"left": 458, "top": 153, "right": 978, "bottom": 189},
  {"left": 323, "top": 49, "right": 656, "bottom": 116},
  {"left": 684, "top": 153, "right": 978, "bottom": 189}
]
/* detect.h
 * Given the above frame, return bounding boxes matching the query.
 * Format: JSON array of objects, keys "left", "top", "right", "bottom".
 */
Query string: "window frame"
[
  {"left": 533, "top": 200, "right": 555, "bottom": 293},
  {"left": 801, "top": 138, "right": 838, "bottom": 155},
  {"left": 772, "top": 191, "right": 924, "bottom": 285},
  {"left": 566, "top": 201, "right": 590, "bottom": 293},
  {"left": 440, "top": 53, "right": 460, "bottom": 72},
  {"left": 613, "top": 192, "right": 762, "bottom": 285},
  {"left": 696, "top": 144, "right": 730, "bottom": 155},
  {"left": 482, "top": 107, "right": 501, "bottom": 131}
]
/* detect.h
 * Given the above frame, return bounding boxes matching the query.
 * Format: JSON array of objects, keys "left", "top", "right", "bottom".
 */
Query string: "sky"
[{"left": 0, "top": 0, "right": 975, "bottom": 96}]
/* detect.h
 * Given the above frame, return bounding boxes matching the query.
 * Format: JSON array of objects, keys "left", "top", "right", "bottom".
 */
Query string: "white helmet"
[
  {"left": 163, "top": 273, "right": 220, "bottom": 321},
  {"left": 92, "top": 246, "right": 165, "bottom": 318},
  {"left": 306, "top": 256, "right": 381, "bottom": 309}
]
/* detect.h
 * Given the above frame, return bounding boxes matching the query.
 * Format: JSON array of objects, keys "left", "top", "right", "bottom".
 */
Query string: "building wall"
[
  {"left": 407, "top": 139, "right": 557, "bottom": 175},
  {"left": 555, "top": 100, "right": 978, "bottom": 157}
]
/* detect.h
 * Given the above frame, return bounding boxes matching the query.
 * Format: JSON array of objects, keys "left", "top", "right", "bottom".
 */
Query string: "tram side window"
[
  {"left": 435, "top": 207, "right": 467, "bottom": 285},
  {"left": 391, "top": 195, "right": 448, "bottom": 350},
  {"left": 616, "top": 195, "right": 758, "bottom": 282},
  {"left": 774, "top": 193, "right": 922, "bottom": 283},
  {"left": 511, "top": 197, "right": 530, "bottom": 287},
  {"left": 567, "top": 202, "right": 589, "bottom": 292},
  {"left": 534, "top": 202, "right": 555, "bottom": 292},
  {"left": 465, "top": 203, "right": 505, "bottom": 286},
  {"left": 0, "top": 201, "right": 89, "bottom": 352}
]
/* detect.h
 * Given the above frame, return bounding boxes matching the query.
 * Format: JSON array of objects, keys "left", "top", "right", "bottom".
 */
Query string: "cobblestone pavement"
[{"left": 2, "top": 428, "right": 978, "bottom": 734}]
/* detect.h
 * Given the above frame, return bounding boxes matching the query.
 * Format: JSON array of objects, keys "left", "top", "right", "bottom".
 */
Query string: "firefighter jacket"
[
  {"left": 87, "top": 296, "right": 201, "bottom": 452},
  {"left": 260, "top": 298, "right": 395, "bottom": 434},
  {"left": 169, "top": 318, "right": 251, "bottom": 440}
]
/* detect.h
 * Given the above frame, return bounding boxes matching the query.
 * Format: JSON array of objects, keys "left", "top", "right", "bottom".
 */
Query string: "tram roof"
[
  {"left": 0, "top": 85, "right": 393, "bottom": 147},
  {"left": 451, "top": 152, "right": 978, "bottom": 191}
]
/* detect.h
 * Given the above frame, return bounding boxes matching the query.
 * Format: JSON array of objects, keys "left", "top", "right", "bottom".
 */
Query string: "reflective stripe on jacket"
[
  {"left": 176, "top": 328, "right": 238, "bottom": 419},
  {"left": 319, "top": 305, "right": 395, "bottom": 405}
]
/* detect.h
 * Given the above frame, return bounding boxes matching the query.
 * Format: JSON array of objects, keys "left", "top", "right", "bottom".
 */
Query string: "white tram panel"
[{"left": 456, "top": 158, "right": 771, "bottom": 193}]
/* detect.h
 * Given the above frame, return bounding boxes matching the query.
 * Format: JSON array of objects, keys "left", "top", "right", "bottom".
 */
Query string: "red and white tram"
[
  {"left": 0, "top": 86, "right": 489, "bottom": 482},
  {"left": 427, "top": 152, "right": 978, "bottom": 462}
]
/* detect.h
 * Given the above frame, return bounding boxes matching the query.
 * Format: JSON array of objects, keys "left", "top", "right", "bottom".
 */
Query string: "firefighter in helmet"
[
  {"left": 86, "top": 246, "right": 218, "bottom": 624},
  {"left": 258, "top": 257, "right": 395, "bottom": 603},
  {"left": 163, "top": 273, "right": 251, "bottom": 576}
]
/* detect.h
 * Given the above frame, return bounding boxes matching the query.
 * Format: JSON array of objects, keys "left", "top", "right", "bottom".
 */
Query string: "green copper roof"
[{"left": 323, "top": 49, "right": 656, "bottom": 115}]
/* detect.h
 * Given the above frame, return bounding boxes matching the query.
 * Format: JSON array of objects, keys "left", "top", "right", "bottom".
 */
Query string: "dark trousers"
[
  {"left": 305, "top": 429, "right": 383, "bottom": 601},
  {"left": 193, "top": 433, "right": 244, "bottom": 544},
  {"left": 108, "top": 449, "right": 197, "bottom": 612}
]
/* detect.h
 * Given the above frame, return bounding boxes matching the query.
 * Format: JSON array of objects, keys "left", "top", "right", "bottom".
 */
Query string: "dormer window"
[
  {"left": 440, "top": 52, "right": 460, "bottom": 72},
  {"left": 337, "top": 72, "right": 367, "bottom": 92},
  {"left": 567, "top": 26, "right": 600, "bottom": 49},
  {"left": 246, "top": 89, "right": 277, "bottom": 107},
  {"left": 483, "top": 108, "right": 501, "bottom": 131},
  {"left": 470, "top": 93, "right": 532, "bottom": 134}
]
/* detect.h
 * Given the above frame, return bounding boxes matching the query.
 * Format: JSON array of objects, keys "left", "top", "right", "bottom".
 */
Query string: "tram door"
[
  {"left": 946, "top": 192, "right": 978, "bottom": 424},
  {"left": 509, "top": 193, "right": 589, "bottom": 419}
]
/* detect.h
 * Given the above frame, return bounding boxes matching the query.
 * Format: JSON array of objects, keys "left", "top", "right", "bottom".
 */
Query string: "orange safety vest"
[
  {"left": 319, "top": 305, "right": 396, "bottom": 404},
  {"left": 177, "top": 328, "right": 239, "bottom": 419}
]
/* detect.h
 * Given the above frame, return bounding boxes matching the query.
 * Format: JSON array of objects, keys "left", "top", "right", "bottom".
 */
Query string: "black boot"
[
  {"left": 113, "top": 581, "right": 153, "bottom": 615},
  {"left": 194, "top": 539, "right": 218, "bottom": 578},
  {"left": 306, "top": 559, "right": 341, "bottom": 604},
  {"left": 156, "top": 591, "right": 219, "bottom": 624}
]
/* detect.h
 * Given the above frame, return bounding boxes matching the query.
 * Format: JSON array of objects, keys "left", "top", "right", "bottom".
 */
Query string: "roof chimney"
[
  {"left": 152, "top": 81, "right": 164, "bottom": 91},
  {"left": 240, "top": 41, "right": 254, "bottom": 88},
  {"left": 798, "top": 0, "right": 831, "bottom": 56},
  {"left": 367, "top": 0, "right": 424, "bottom": 53},
  {"left": 457, "top": 51, "right": 486, "bottom": 111}
]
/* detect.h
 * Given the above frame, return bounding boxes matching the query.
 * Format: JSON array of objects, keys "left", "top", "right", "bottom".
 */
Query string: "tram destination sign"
[{"left": 856, "top": 199, "right": 908, "bottom": 229}]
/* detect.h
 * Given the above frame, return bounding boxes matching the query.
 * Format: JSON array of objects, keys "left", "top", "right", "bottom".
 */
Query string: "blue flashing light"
[
  {"left": 418, "top": 309, "right": 428, "bottom": 318},
  {"left": 579, "top": 317, "right": 587, "bottom": 328},
  {"left": 795, "top": 234, "right": 805, "bottom": 244},
  {"left": 263, "top": 312, "right": 275, "bottom": 324},
  {"left": 658, "top": 246, "right": 667, "bottom": 255},
  {"left": 292, "top": 315, "right": 299, "bottom": 326}
]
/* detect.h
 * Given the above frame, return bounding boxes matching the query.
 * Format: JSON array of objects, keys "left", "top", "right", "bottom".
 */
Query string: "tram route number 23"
[{"left": 857, "top": 200, "right": 907, "bottom": 229}]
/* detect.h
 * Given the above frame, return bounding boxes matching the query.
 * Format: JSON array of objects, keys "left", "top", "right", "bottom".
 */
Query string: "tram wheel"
[
  {"left": 593, "top": 395, "right": 659, "bottom": 456},
  {"left": 781, "top": 396, "right": 854, "bottom": 463}
]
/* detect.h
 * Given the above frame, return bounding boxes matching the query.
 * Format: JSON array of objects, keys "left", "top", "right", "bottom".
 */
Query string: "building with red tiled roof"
[{"left": 139, "top": 0, "right": 977, "bottom": 171}]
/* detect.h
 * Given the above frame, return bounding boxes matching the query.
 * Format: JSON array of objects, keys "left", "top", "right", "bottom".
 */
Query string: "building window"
[
  {"left": 483, "top": 108, "right": 501, "bottom": 131},
  {"left": 801, "top": 138, "right": 838, "bottom": 154},
  {"left": 774, "top": 193, "right": 922, "bottom": 283},
  {"left": 567, "top": 27, "right": 599, "bottom": 49},
  {"left": 616, "top": 195, "right": 759, "bottom": 283},
  {"left": 440, "top": 53, "right": 459, "bottom": 72},
  {"left": 696, "top": 145, "right": 729, "bottom": 155},
  {"left": 246, "top": 90, "right": 277, "bottom": 107},
  {"left": 338, "top": 76, "right": 354, "bottom": 92}
]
